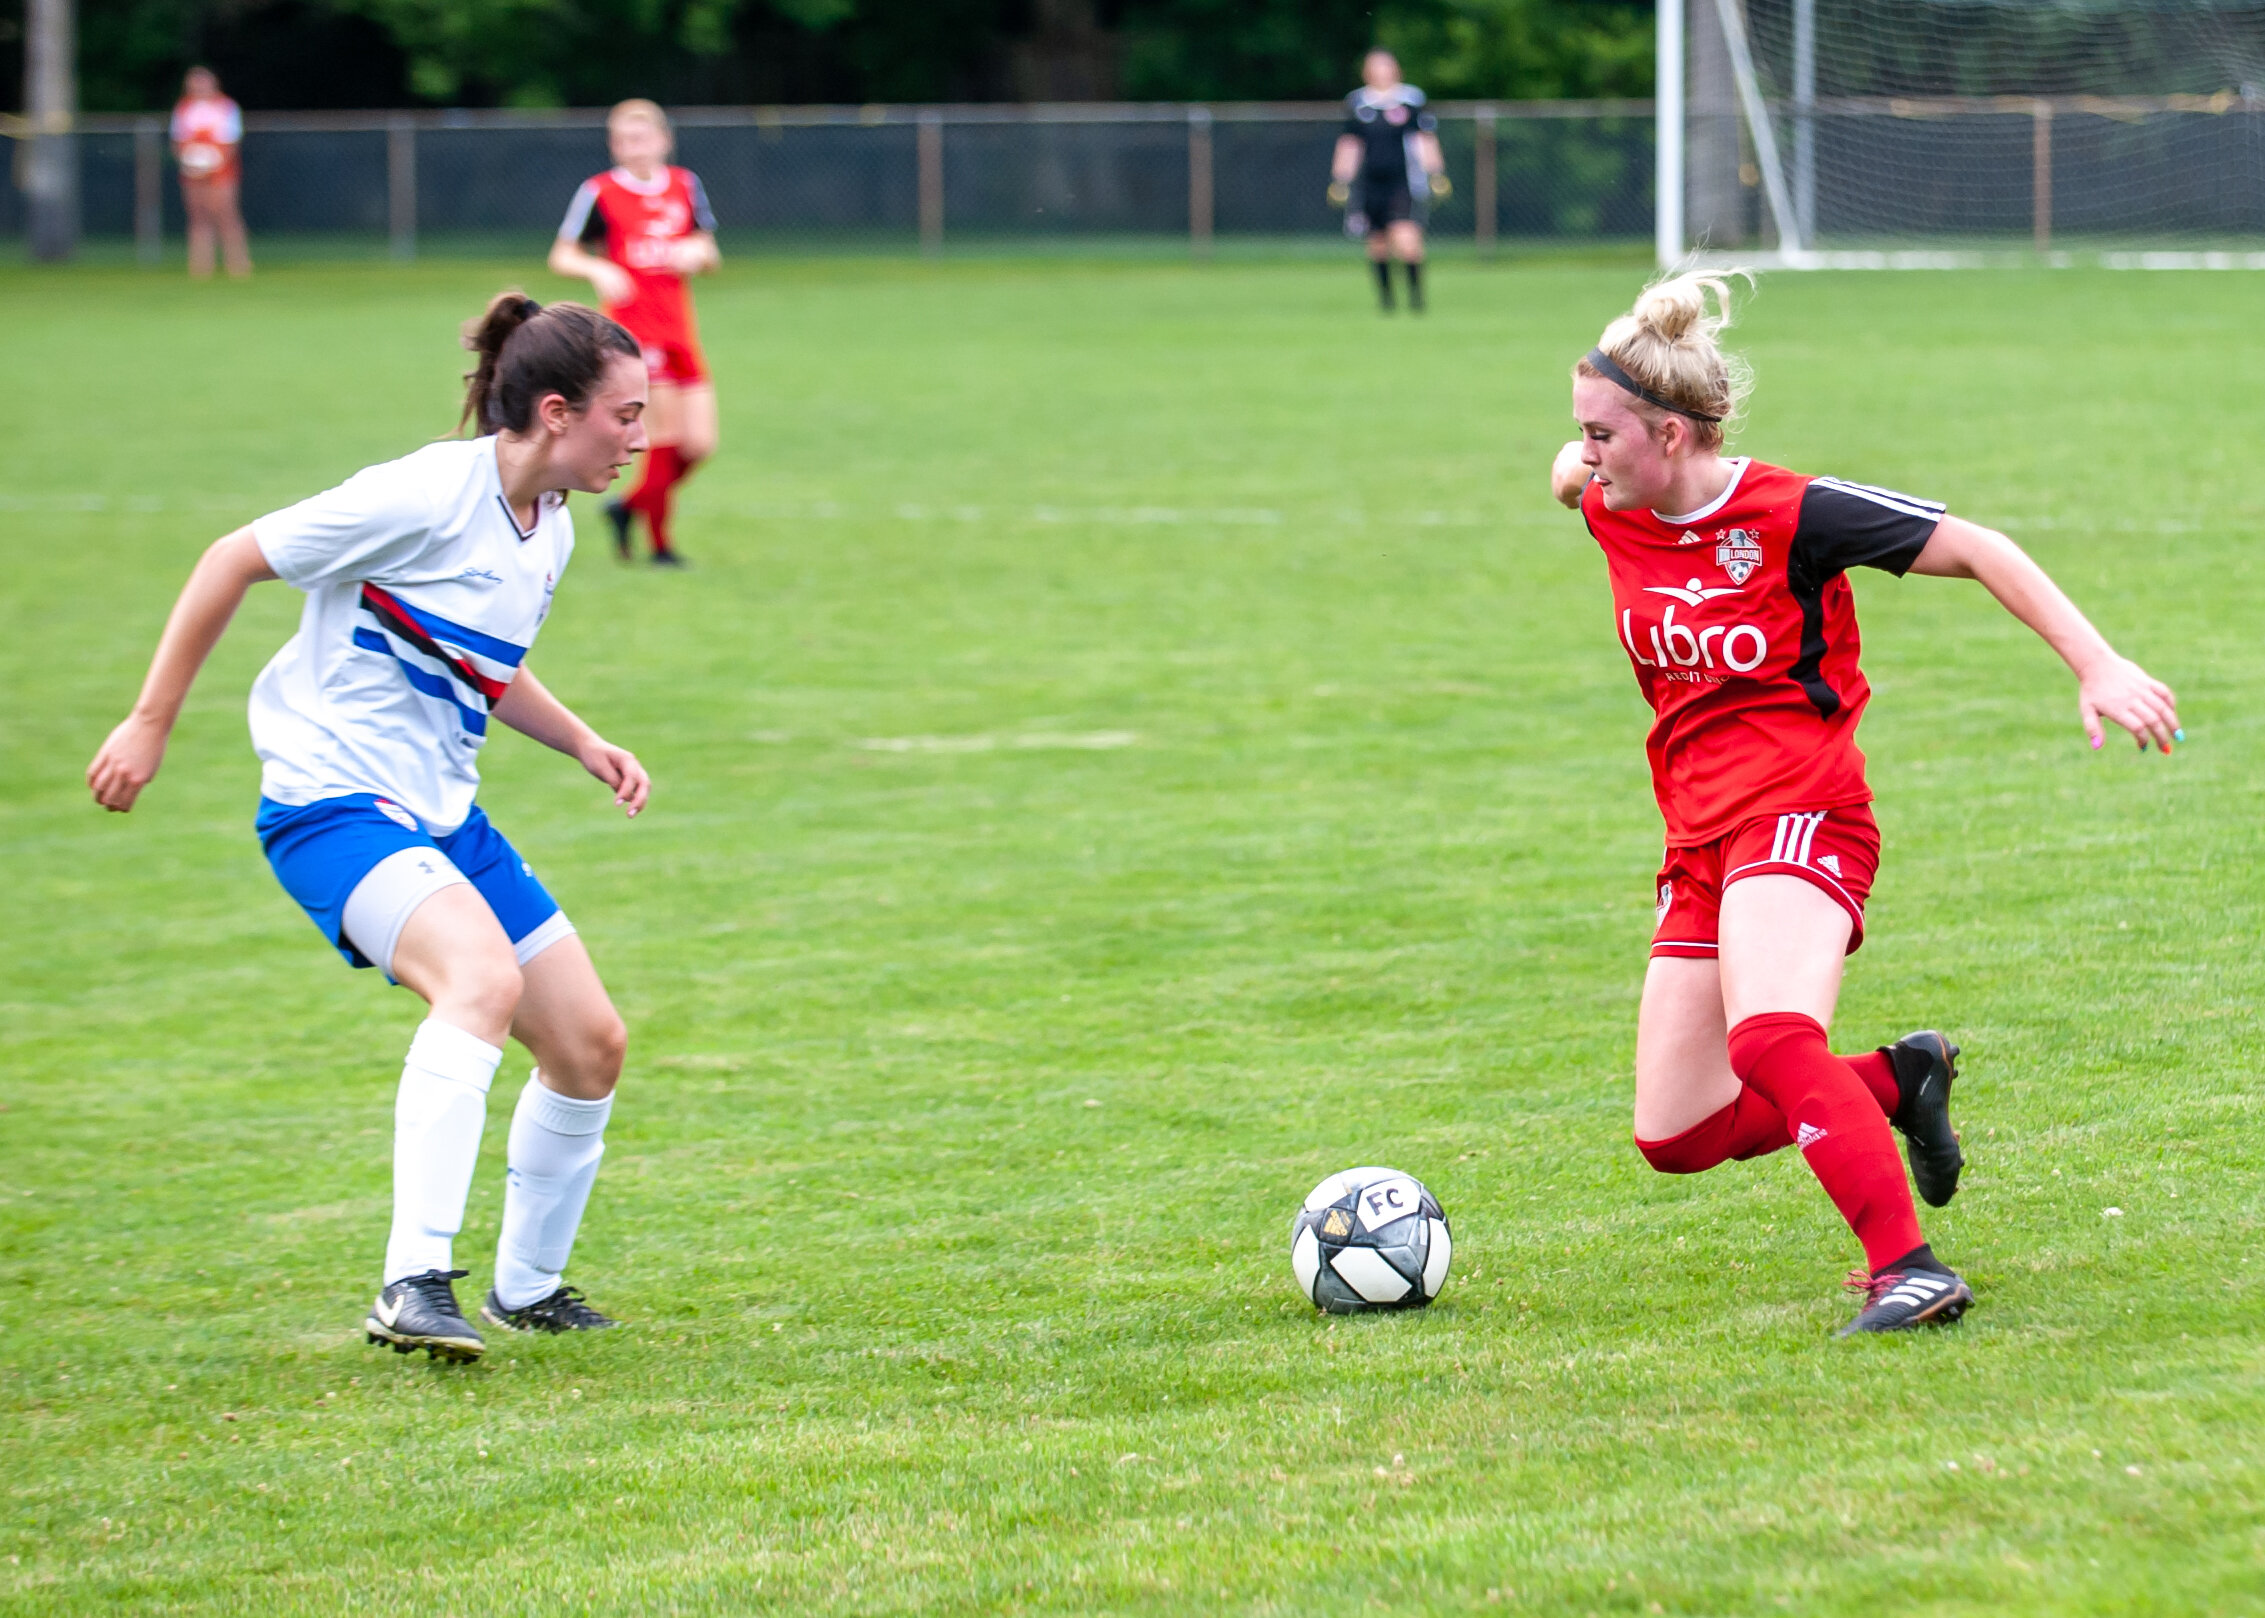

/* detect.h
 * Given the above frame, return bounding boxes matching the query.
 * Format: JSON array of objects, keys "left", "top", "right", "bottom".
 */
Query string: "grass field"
[{"left": 4, "top": 254, "right": 2262, "bottom": 1616}]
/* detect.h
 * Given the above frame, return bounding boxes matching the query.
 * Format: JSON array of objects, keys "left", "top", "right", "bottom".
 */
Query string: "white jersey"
[{"left": 248, "top": 437, "right": 573, "bottom": 834}]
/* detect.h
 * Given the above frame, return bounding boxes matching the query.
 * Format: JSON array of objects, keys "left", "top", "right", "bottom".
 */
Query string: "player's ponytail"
[
  {"left": 1577, "top": 270, "right": 1753, "bottom": 449},
  {"left": 458, "top": 289, "right": 640, "bottom": 436}
]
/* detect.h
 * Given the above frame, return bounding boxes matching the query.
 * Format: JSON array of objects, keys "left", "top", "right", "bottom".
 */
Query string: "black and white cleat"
[
  {"left": 1886, "top": 1030, "right": 1964, "bottom": 1207},
  {"left": 1836, "top": 1265, "right": 1974, "bottom": 1336},
  {"left": 481, "top": 1285, "right": 619, "bottom": 1335},
  {"left": 365, "top": 1268, "right": 485, "bottom": 1362}
]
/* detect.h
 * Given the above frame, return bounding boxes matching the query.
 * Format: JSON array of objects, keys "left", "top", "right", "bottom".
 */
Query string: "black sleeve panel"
[
  {"left": 1788, "top": 476, "right": 1946, "bottom": 590},
  {"left": 578, "top": 193, "right": 608, "bottom": 250},
  {"left": 558, "top": 179, "right": 602, "bottom": 247}
]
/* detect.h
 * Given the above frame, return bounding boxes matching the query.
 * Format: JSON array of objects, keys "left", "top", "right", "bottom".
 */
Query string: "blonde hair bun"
[
  {"left": 1580, "top": 269, "right": 1755, "bottom": 446},
  {"left": 1630, "top": 271, "right": 1734, "bottom": 344}
]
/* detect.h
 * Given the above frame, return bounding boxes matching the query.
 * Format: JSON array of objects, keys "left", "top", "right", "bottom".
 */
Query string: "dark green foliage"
[
  {"left": 50, "top": 0, "right": 1659, "bottom": 113},
  {"left": 1114, "top": 0, "right": 1385, "bottom": 100},
  {"left": 1379, "top": 0, "right": 1656, "bottom": 100}
]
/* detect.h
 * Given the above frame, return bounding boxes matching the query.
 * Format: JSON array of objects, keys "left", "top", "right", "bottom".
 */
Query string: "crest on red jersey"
[{"left": 1715, "top": 528, "right": 1763, "bottom": 585}]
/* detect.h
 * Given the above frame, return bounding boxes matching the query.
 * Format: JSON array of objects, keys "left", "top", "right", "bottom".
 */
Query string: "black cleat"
[
  {"left": 365, "top": 1269, "right": 484, "bottom": 1362},
  {"left": 481, "top": 1285, "right": 619, "bottom": 1335},
  {"left": 604, "top": 499, "right": 634, "bottom": 561},
  {"left": 649, "top": 550, "right": 688, "bottom": 569},
  {"left": 1836, "top": 1264, "right": 1974, "bottom": 1336},
  {"left": 1886, "top": 1031, "right": 1964, "bottom": 1207}
]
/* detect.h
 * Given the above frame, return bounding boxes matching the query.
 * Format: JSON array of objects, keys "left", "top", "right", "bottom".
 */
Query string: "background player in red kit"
[
  {"left": 550, "top": 99, "right": 720, "bottom": 567},
  {"left": 1549, "top": 273, "right": 2180, "bottom": 1334}
]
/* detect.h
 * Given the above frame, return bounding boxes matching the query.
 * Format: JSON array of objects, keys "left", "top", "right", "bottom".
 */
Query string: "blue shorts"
[{"left": 256, "top": 793, "right": 566, "bottom": 973}]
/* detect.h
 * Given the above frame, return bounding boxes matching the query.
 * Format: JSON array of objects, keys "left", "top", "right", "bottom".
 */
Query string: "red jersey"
[
  {"left": 558, "top": 165, "right": 716, "bottom": 341},
  {"left": 1581, "top": 459, "right": 1944, "bottom": 845}
]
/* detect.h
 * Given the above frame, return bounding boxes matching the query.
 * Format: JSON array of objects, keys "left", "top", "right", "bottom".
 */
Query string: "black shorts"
[{"left": 1354, "top": 179, "right": 1414, "bottom": 231}]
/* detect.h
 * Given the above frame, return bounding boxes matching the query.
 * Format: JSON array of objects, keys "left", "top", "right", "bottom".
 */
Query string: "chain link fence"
[
  {"left": 2, "top": 102, "right": 1656, "bottom": 257},
  {"left": 11, "top": 95, "right": 2264, "bottom": 260}
]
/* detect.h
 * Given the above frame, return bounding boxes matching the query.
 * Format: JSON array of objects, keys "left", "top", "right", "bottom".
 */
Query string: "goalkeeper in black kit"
[{"left": 1330, "top": 50, "right": 1450, "bottom": 313}]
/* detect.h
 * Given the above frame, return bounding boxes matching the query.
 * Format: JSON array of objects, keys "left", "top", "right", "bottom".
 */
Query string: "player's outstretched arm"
[
  {"left": 1910, "top": 514, "right": 2180, "bottom": 752},
  {"left": 1550, "top": 439, "right": 1593, "bottom": 509},
  {"left": 493, "top": 666, "right": 650, "bottom": 818},
  {"left": 87, "top": 527, "right": 276, "bottom": 813}
]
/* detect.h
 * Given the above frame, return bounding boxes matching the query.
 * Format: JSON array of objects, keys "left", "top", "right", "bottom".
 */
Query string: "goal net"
[{"left": 1660, "top": 0, "right": 2265, "bottom": 263}]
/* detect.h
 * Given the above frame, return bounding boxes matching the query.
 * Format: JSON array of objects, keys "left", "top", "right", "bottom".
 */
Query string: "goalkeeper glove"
[
  {"left": 1327, "top": 180, "right": 1351, "bottom": 208},
  {"left": 1427, "top": 172, "right": 1453, "bottom": 202}
]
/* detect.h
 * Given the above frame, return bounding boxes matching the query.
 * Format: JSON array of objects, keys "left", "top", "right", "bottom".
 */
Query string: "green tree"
[
  {"left": 1116, "top": 0, "right": 1381, "bottom": 100},
  {"left": 46, "top": 0, "right": 1657, "bottom": 112},
  {"left": 1379, "top": 0, "right": 1656, "bottom": 100}
]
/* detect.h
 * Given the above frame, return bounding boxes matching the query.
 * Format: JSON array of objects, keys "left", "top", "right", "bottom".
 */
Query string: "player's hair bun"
[
  {"left": 1630, "top": 272, "right": 1724, "bottom": 344},
  {"left": 458, "top": 288, "right": 641, "bottom": 436},
  {"left": 1579, "top": 270, "right": 1754, "bottom": 448}
]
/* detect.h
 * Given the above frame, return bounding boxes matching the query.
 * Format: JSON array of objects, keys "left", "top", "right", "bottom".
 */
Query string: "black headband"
[{"left": 1584, "top": 347, "right": 1722, "bottom": 424}]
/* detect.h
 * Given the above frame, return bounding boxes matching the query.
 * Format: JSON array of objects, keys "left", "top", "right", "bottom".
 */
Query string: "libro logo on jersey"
[
  {"left": 624, "top": 197, "right": 694, "bottom": 270},
  {"left": 1620, "top": 587, "right": 1770, "bottom": 674}
]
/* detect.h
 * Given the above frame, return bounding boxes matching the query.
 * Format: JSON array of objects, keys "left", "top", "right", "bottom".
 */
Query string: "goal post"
[{"left": 1657, "top": 0, "right": 2265, "bottom": 267}]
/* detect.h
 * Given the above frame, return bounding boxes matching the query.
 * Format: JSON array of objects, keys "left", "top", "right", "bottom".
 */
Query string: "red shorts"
[
  {"left": 1650, "top": 803, "right": 1881, "bottom": 959},
  {"left": 608, "top": 302, "right": 708, "bottom": 388},
  {"left": 633, "top": 331, "right": 708, "bottom": 388}
]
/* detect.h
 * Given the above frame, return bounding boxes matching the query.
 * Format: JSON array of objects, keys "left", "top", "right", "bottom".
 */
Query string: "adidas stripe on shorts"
[{"left": 1649, "top": 803, "right": 1881, "bottom": 959}]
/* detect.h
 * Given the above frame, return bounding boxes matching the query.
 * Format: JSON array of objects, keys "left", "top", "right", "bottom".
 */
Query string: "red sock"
[
  {"left": 1843, "top": 1048, "right": 1899, "bottom": 1116},
  {"left": 626, "top": 445, "right": 686, "bottom": 553},
  {"left": 1728, "top": 1012, "right": 1923, "bottom": 1272},
  {"left": 1636, "top": 1088, "right": 1791, "bottom": 1173}
]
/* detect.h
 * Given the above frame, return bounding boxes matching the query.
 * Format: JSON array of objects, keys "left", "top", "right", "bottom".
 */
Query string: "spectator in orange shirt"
[{"left": 172, "top": 66, "right": 252, "bottom": 279}]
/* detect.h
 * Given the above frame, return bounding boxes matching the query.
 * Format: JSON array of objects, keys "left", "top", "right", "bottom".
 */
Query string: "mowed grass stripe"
[{"left": 1, "top": 258, "right": 2260, "bottom": 1615}]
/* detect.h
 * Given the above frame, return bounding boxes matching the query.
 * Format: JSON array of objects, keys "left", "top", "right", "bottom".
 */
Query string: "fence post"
[
  {"left": 1188, "top": 104, "right": 1214, "bottom": 258},
  {"left": 2031, "top": 99, "right": 2053, "bottom": 252},
  {"left": 1473, "top": 104, "right": 1497, "bottom": 258},
  {"left": 134, "top": 117, "right": 164, "bottom": 264},
  {"left": 917, "top": 111, "right": 944, "bottom": 256},
  {"left": 387, "top": 114, "right": 417, "bottom": 261}
]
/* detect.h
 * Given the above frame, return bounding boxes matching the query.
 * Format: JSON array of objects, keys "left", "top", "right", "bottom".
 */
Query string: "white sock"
[
  {"left": 493, "top": 1073, "right": 613, "bottom": 1310},
  {"left": 381, "top": 1019, "right": 503, "bottom": 1287}
]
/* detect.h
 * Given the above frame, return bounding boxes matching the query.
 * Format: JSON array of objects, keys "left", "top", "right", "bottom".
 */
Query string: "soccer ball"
[{"left": 1289, "top": 1166, "right": 1452, "bottom": 1313}]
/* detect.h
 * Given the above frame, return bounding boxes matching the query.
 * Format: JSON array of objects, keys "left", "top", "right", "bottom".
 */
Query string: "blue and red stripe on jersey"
[{"left": 352, "top": 584, "right": 525, "bottom": 734}]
